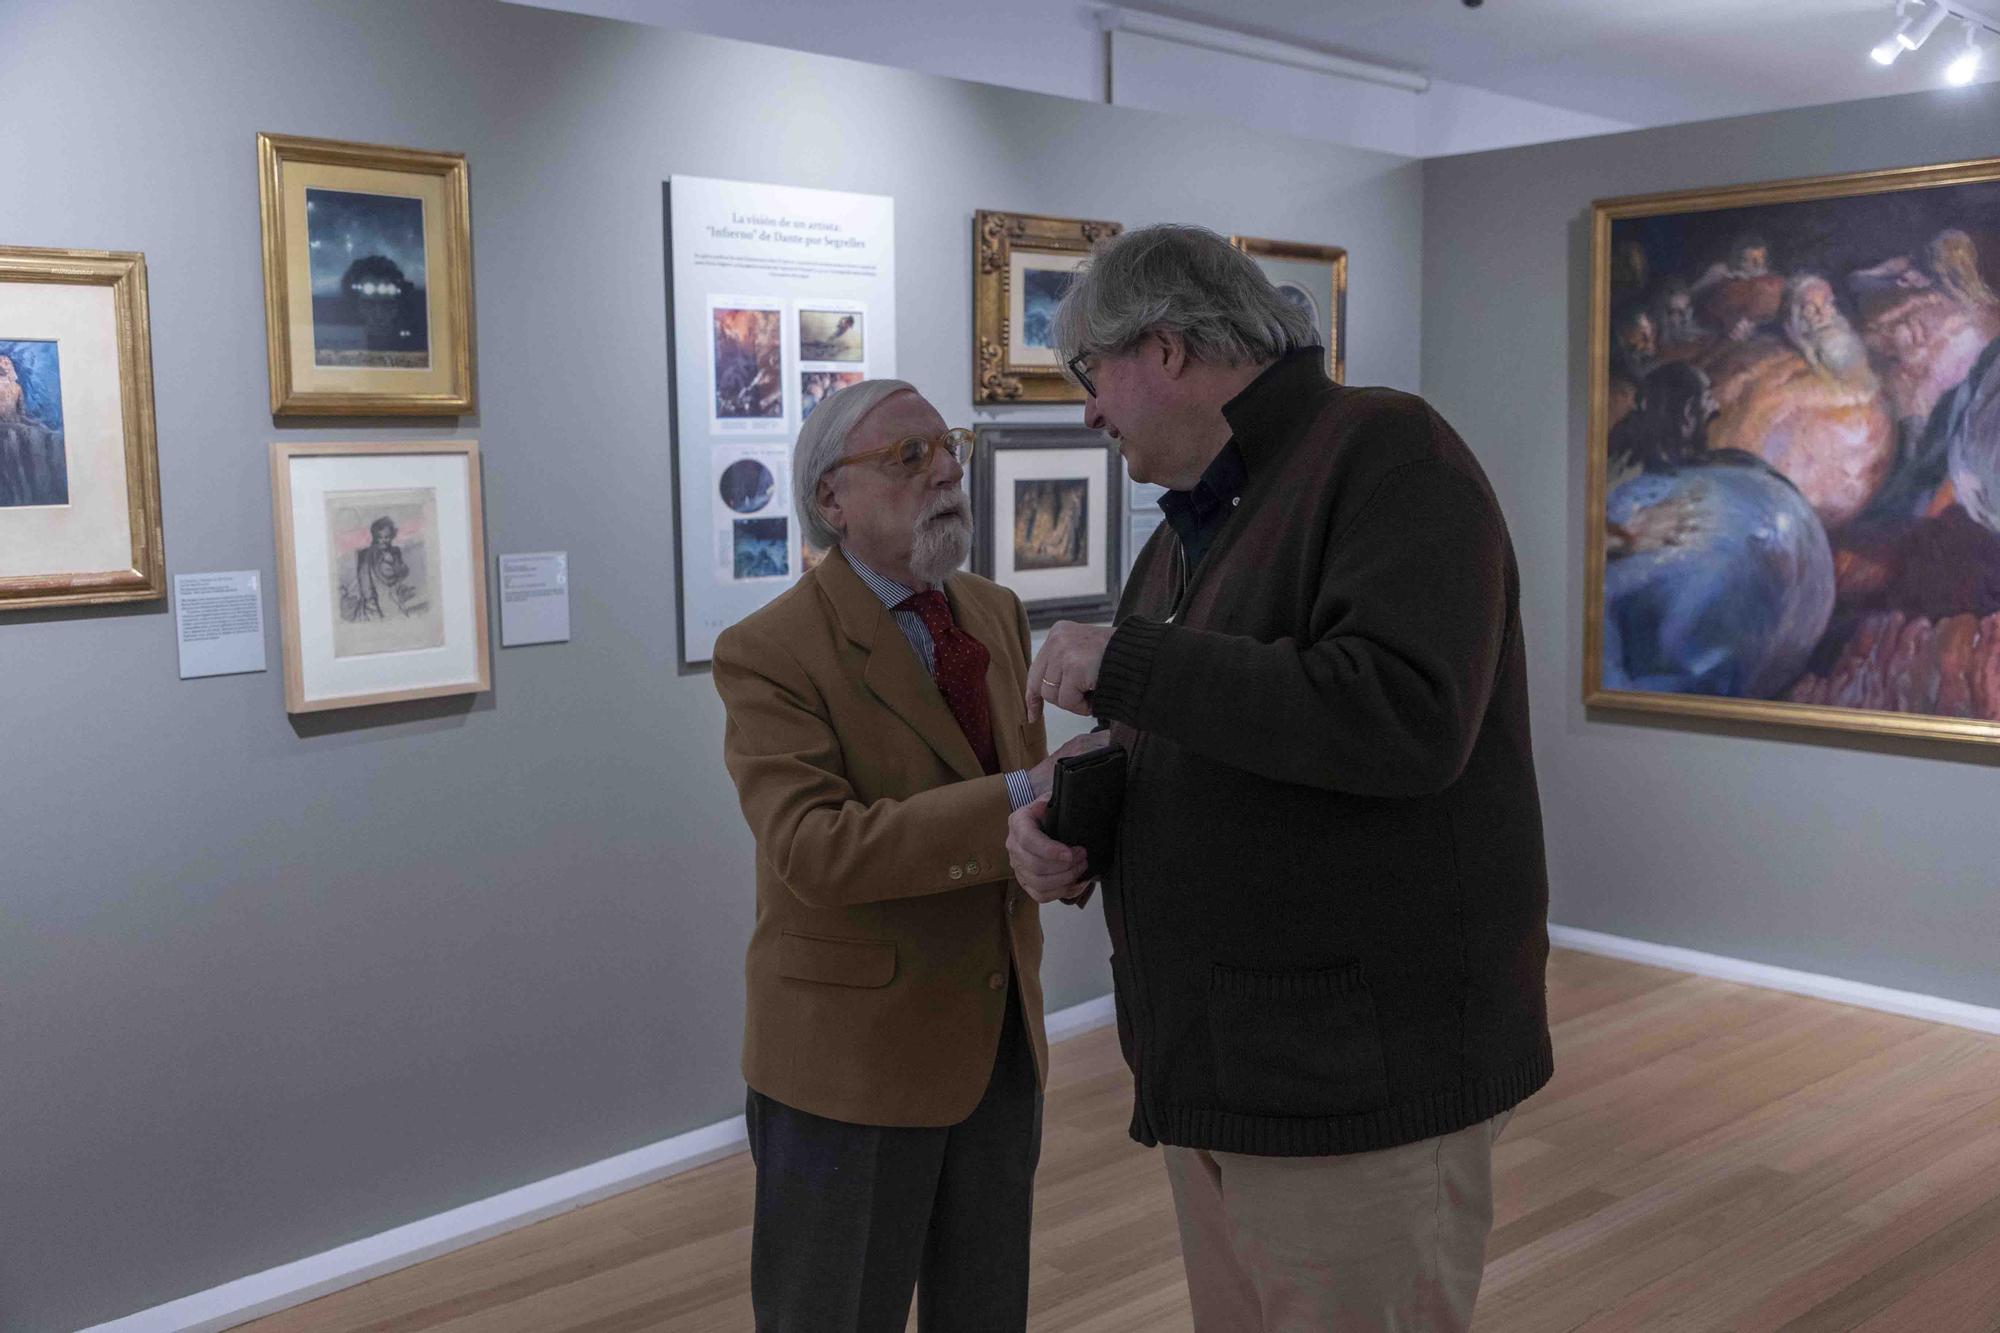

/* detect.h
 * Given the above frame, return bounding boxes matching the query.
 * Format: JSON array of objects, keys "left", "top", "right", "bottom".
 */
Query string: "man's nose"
[
  {"left": 1083, "top": 396, "right": 1105, "bottom": 431},
  {"left": 933, "top": 446, "right": 965, "bottom": 487}
]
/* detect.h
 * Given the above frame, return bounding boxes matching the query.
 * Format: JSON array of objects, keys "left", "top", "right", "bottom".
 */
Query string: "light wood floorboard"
[{"left": 233, "top": 949, "right": 2000, "bottom": 1331}]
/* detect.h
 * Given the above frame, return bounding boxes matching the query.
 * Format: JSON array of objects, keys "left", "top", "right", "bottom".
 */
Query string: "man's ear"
[
  {"left": 1155, "top": 330, "right": 1189, "bottom": 379},
  {"left": 815, "top": 475, "right": 844, "bottom": 536}
]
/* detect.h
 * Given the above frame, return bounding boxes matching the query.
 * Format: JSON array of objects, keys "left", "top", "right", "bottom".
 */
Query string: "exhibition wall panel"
[
  {"left": 1421, "top": 83, "right": 2000, "bottom": 1017},
  {"left": 0, "top": 0, "right": 1422, "bottom": 1326}
]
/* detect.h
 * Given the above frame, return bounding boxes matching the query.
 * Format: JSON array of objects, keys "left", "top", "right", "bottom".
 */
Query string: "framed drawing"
[
  {"left": 258, "top": 132, "right": 476, "bottom": 416},
  {"left": 1587, "top": 157, "right": 2000, "bottom": 746},
  {"left": 972, "top": 424, "right": 1123, "bottom": 627},
  {"left": 1231, "top": 235, "right": 1347, "bottom": 384},
  {"left": 0, "top": 245, "right": 164, "bottom": 611},
  {"left": 974, "top": 210, "right": 1121, "bottom": 403},
  {"left": 270, "top": 440, "right": 491, "bottom": 713}
]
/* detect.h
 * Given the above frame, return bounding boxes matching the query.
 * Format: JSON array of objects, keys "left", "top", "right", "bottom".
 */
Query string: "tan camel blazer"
[{"left": 712, "top": 546, "right": 1050, "bottom": 1126}]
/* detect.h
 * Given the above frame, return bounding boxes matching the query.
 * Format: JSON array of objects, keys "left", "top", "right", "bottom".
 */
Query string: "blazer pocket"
[
  {"left": 779, "top": 931, "right": 897, "bottom": 988},
  {"left": 1208, "top": 961, "right": 1390, "bottom": 1118}
]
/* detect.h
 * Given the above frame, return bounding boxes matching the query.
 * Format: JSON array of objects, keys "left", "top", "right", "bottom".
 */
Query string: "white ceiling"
[
  {"left": 1148, "top": 0, "right": 2000, "bottom": 127},
  {"left": 514, "top": 0, "right": 2000, "bottom": 153}
]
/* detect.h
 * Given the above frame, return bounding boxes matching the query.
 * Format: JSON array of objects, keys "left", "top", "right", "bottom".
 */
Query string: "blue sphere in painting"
[{"left": 1603, "top": 457, "right": 1836, "bottom": 699}]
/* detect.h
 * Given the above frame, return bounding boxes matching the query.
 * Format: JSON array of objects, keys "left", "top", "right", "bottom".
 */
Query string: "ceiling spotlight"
[
  {"left": 1945, "top": 22, "right": 1984, "bottom": 82},
  {"left": 1872, "top": 29, "right": 1906, "bottom": 62},
  {"left": 1898, "top": 0, "right": 1951, "bottom": 50}
]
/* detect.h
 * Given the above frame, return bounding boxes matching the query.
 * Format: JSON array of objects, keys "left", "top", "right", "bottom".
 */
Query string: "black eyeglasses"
[{"left": 1066, "top": 353, "right": 1098, "bottom": 399}]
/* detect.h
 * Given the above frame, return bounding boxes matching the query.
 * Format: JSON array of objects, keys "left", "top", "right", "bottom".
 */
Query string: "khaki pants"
[{"left": 1162, "top": 1111, "right": 1511, "bottom": 1333}]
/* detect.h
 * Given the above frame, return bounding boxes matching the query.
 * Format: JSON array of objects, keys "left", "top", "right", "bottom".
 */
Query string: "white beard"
[
  {"left": 909, "top": 490, "right": 974, "bottom": 584},
  {"left": 1792, "top": 316, "right": 1870, "bottom": 382}
]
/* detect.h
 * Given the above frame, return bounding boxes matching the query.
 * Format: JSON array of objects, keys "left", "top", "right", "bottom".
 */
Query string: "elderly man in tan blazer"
[{"left": 713, "top": 379, "right": 1102, "bottom": 1333}]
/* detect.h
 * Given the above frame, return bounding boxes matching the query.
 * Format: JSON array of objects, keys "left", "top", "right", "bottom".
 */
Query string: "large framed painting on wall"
[
  {"left": 270, "top": 440, "right": 490, "bottom": 713},
  {"left": 1587, "top": 157, "right": 2000, "bottom": 746},
  {"left": 258, "top": 132, "right": 476, "bottom": 416},
  {"left": 972, "top": 424, "right": 1123, "bottom": 627},
  {"left": 973, "top": 210, "right": 1121, "bottom": 404},
  {"left": 1231, "top": 235, "right": 1346, "bottom": 384},
  {"left": 0, "top": 245, "right": 164, "bottom": 611}
]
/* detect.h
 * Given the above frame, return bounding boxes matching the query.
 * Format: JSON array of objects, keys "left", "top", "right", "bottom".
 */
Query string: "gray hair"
[
  {"left": 1050, "top": 224, "right": 1315, "bottom": 368},
  {"left": 792, "top": 377, "right": 917, "bottom": 550}
]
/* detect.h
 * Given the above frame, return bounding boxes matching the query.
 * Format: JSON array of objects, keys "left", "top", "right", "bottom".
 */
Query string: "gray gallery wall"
[
  {"left": 0, "top": 1, "right": 1423, "bottom": 1326},
  {"left": 1422, "top": 85, "right": 2000, "bottom": 1014}
]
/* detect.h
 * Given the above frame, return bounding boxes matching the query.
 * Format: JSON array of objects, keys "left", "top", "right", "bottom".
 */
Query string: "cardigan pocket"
[
  {"left": 1208, "top": 961, "right": 1390, "bottom": 1118},
  {"left": 778, "top": 931, "right": 897, "bottom": 988}
]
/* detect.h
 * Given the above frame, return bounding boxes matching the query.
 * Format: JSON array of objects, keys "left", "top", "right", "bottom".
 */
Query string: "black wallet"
[{"left": 1046, "top": 745, "right": 1127, "bottom": 878}]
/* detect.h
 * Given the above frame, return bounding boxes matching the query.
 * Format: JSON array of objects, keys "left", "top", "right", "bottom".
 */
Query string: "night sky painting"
[{"left": 306, "top": 187, "right": 431, "bottom": 368}]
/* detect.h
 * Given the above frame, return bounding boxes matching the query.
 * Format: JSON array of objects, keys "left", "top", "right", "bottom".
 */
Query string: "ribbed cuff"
[
  {"left": 1003, "top": 769, "right": 1037, "bottom": 812},
  {"left": 1093, "top": 617, "right": 1170, "bottom": 724}
]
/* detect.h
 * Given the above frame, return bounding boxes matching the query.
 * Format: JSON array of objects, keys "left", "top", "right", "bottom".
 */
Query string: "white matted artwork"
[
  {"left": 0, "top": 246, "right": 164, "bottom": 611},
  {"left": 270, "top": 440, "right": 489, "bottom": 713},
  {"left": 667, "top": 175, "right": 895, "bottom": 668},
  {"left": 1005, "top": 249, "right": 1089, "bottom": 370},
  {"left": 973, "top": 424, "right": 1123, "bottom": 628}
]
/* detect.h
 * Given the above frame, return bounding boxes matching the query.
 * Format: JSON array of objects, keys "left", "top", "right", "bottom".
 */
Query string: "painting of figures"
[
  {"left": 0, "top": 339, "right": 67, "bottom": 508},
  {"left": 714, "top": 307, "right": 783, "bottom": 420},
  {"left": 1589, "top": 162, "right": 2000, "bottom": 743}
]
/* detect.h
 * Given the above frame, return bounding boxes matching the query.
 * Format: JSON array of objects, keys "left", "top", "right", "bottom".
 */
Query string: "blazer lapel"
[
  {"left": 947, "top": 575, "right": 1029, "bottom": 774},
  {"left": 822, "top": 548, "right": 985, "bottom": 782}
]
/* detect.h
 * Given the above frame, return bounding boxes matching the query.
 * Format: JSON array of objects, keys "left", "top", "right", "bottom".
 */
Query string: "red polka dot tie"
[{"left": 898, "top": 590, "right": 998, "bottom": 775}]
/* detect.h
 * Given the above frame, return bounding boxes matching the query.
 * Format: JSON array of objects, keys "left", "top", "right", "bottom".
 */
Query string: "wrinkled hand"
[
  {"left": 1026, "top": 730, "right": 1115, "bottom": 800},
  {"left": 1008, "top": 798, "right": 1092, "bottom": 903},
  {"left": 1026, "top": 622, "right": 1116, "bottom": 722}
]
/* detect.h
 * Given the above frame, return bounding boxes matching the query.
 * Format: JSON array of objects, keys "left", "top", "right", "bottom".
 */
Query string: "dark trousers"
[{"left": 745, "top": 981, "right": 1043, "bottom": 1333}]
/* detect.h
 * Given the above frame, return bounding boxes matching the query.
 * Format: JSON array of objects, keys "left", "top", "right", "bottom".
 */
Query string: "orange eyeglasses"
[{"left": 827, "top": 427, "right": 975, "bottom": 477}]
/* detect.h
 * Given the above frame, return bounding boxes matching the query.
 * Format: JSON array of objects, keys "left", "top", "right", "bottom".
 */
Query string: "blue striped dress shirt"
[{"left": 844, "top": 550, "right": 1037, "bottom": 812}]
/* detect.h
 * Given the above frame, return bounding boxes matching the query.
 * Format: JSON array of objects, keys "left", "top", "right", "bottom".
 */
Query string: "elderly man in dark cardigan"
[{"left": 1008, "top": 223, "right": 1553, "bottom": 1333}]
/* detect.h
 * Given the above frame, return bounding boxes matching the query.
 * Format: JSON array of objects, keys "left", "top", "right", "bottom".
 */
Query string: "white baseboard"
[
  {"left": 1549, "top": 924, "right": 2000, "bottom": 1036},
  {"left": 79, "top": 992, "right": 1119, "bottom": 1333}
]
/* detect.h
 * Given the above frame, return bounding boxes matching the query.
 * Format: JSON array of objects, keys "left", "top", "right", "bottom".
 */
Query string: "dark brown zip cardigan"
[{"left": 1090, "top": 350, "right": 1553, "bottom": 1156}]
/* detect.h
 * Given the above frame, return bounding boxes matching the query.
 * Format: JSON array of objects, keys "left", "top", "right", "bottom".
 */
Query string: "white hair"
[
  {"left": 792, "top": 378, "right": 917, "bottom": 551},
  {"left": 1050, "top": 224, "right": 1315, "bottom": 367}
]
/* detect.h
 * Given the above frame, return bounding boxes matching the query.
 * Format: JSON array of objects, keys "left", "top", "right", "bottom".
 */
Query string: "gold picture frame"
[
  {"left": 1586, "top": 156, "right": 2000, "bottom": 747},
  {"left": 258, "top": 132, "right": 476, "bottom": 416},
  {"left": 270, "top": 440, "right": 491, "bottom": 713},
  {"left": 0, "top": 245, "right": 164, "bottom": 610},
  {"left": 973, "top": 210, "right": 1121, "bottom": 403},
  {"left": 1231, "top": 235, "right": 1347, "bottom": 385}
]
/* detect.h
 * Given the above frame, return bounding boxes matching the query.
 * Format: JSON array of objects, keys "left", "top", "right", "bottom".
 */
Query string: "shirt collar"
[
  {"left": 843, "top": 548, "right": 923, "bottom": 609},
  {"left": 1158, "top": 439, "right": 1248, "bottom": 537}
]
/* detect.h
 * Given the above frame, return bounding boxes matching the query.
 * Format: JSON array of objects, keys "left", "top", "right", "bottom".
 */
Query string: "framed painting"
[
  {"left": 1587, "top": 157, "right": 2000, "bottom": 746},
  {"left": 974, "top": 210, "right": 1121, "bottom": 403},
  {"left": 1231, "top": 235, "right": 1347, "bottom": 384},
  {"left": 258, "top": 132, "right": 476, "bottom": 416},
  {"left": 0, "top": 245, "right": 164, "bottom": 611},
  {"left": 270, "top": 440, "right": 490, "bottom": 713},
  {"left": 972, "top": 424, "right": 1123, "bottom": 627}
]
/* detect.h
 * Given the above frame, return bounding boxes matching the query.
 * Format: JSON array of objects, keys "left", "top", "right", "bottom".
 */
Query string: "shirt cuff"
[
  {"left": 1004, "top": 769, "right": 1037, "bottom": 812},
  {"left": 1092, "top": 616, "right": 1170, "bottom": 724}
]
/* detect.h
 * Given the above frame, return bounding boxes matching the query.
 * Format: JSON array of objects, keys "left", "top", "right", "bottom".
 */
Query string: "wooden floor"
[{"left": 236, "top": 949, "right": 2000, "bottom": 1332}]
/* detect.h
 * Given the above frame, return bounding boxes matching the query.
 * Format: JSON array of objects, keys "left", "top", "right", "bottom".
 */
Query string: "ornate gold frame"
[
  {"left": 269, "top": 440, "right": 491, "bottom": 713},
  {"left": 0, "top": 245, "right": 164, "bottom": 610},
  {"left": 1230, "top": 235, "right": 1348, "bottom": 385},
  {"left": 258, "top": 132, "right": 476, "bottom": 416},
  {"left": 1585, "top": 155, "right": 2000, "bottom": 747},
  {"left": 973, "top": 210, "right": 1121, "bottom": 404}
]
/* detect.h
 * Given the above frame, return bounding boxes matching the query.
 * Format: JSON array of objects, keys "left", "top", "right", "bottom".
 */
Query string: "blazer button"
[
  {"left": 988, "top": 971, "right": 1006, "bottom": 990},
  {"left": 949, "top": 865, "right": 964, "bottom": 880},
  {"left": 967, "top": 859, "right": 979, "bottom": 874}
]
